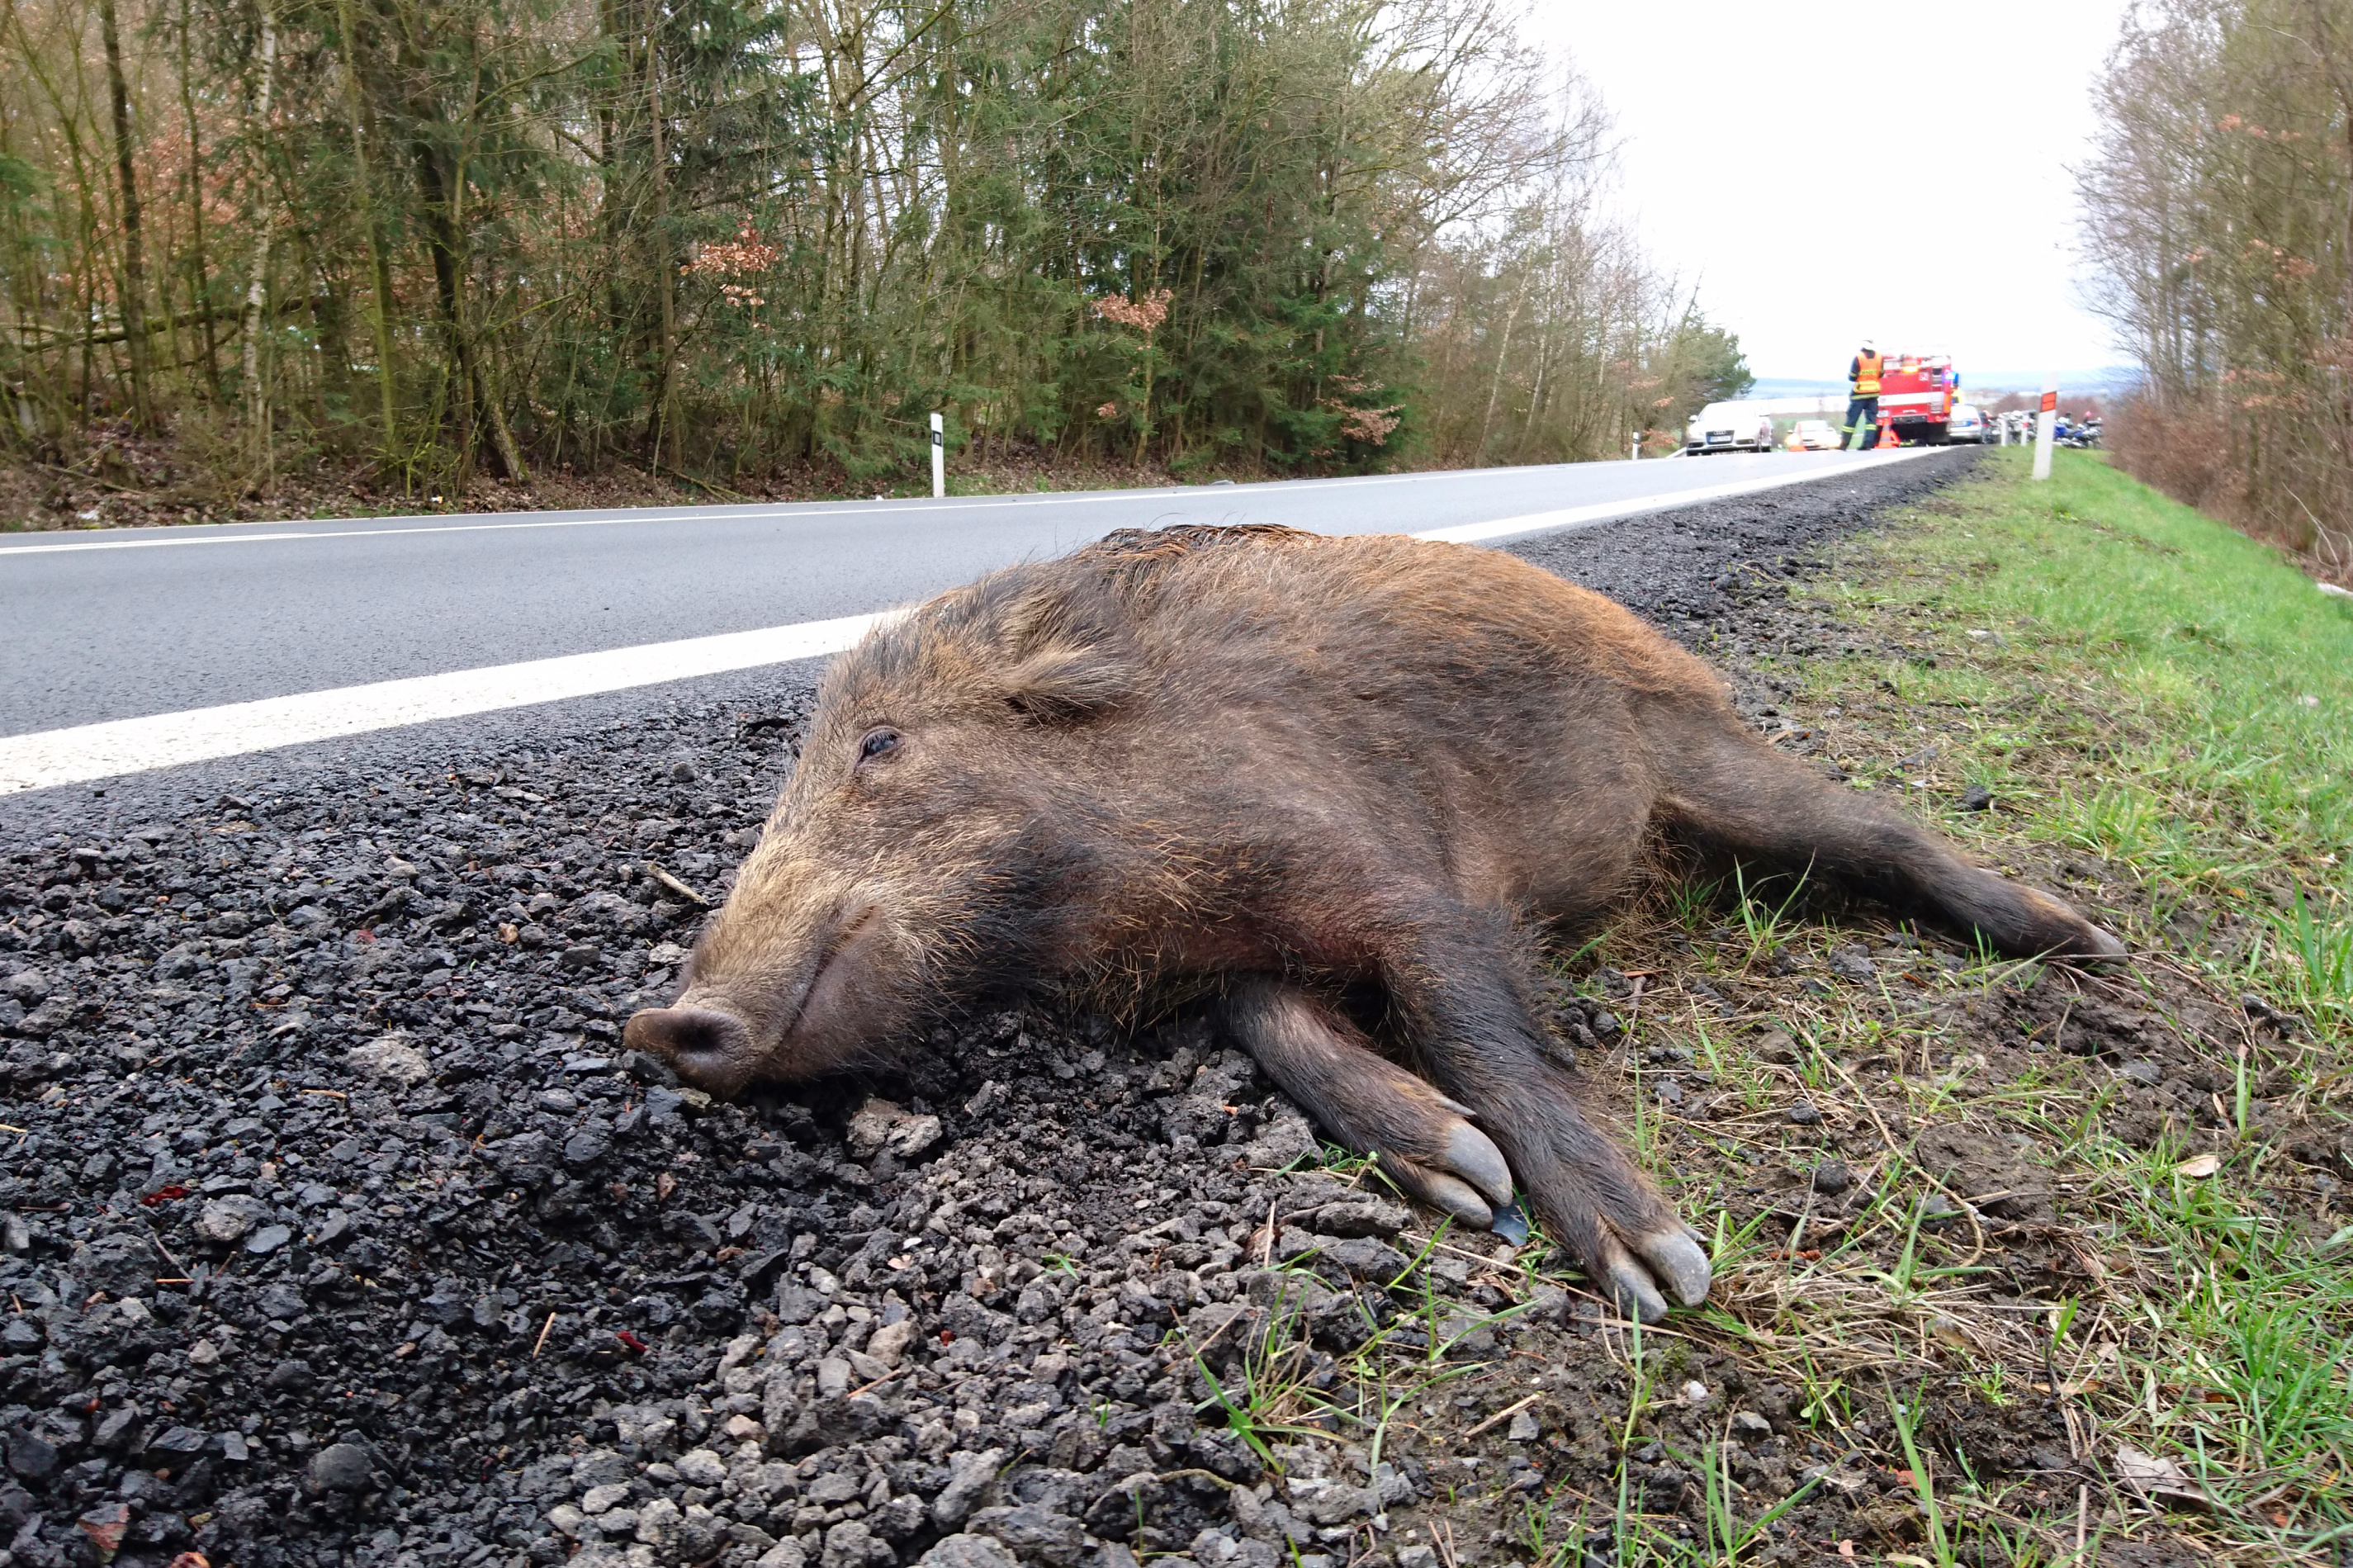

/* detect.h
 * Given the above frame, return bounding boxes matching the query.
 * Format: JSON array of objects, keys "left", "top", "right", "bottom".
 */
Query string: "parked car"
[
  {"left": 1685, "top": 402, "right": 1775, "bottom": 454},
  {"left": 1946, "top": 403, "right": 1987, "bottom": 443},
  {"left": 1792, "top": 419, "right": 1841, "bottom": 450}
]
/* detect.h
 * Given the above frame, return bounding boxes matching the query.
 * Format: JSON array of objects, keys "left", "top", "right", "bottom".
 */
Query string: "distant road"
[{"left": 0, "top": 449, "right": 1928, "bottom": 791}]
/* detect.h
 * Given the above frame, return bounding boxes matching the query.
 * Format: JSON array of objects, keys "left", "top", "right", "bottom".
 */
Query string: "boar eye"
[{"left": 858, "top": 728, "right": 902, "bottom": 765}]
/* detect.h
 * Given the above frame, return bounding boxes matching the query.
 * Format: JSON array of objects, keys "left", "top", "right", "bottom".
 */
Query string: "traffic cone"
[{"left": 1876, "top": 412, "right": 1899, "bottom": 449}]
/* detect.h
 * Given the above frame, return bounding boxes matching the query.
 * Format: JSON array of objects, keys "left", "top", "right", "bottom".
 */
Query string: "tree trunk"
[
  {"left": 646, "top": 0, "right": 679, "bottom": 471},
  {"left": 415, "top": 142, "right": 472, "bottom": 475},
  {"left": 241, "top": 0, "right": 278, "bottom": 481},
  {"left": 178, "top": 0, "right": 220, "bottom": 396},
  {"left": 97, "top": 0, "right": 151, "bottom": 429},
  {"left": 414, "top": 140, "right": 523, "bottom": 482},
  {"left": 336, "top": 0, "right": 402, "bottom": 475},
  {"left": 1480, "top": 294, "right": 1520, "bottom": 456}
]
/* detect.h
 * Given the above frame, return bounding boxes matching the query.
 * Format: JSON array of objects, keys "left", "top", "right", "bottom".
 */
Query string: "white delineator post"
[
  {"left": 2033, "top": 374, "right": 2057, "bottom": 481},
  {"left": 1631, "top": 434, "right": 1640, "bottom": 462},
  {"left": 930, "top": 411, "right": 945, "bottom": 499}
]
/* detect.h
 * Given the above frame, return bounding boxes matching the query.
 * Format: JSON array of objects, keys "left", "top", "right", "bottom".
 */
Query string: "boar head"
[{"left": 623, "top": 573, "right": 1142, "bottom": 1094}]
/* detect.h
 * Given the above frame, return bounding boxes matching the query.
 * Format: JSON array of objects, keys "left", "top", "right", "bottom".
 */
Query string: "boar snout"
[
  {"left": 623, "top": 1003, "right": 760, "bottom": 1096},
  {"left": 624, "top": 898, "right": 892, "bottom": 1092}
]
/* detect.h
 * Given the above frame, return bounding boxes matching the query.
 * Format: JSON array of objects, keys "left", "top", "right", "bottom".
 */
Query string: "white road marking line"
[
  {"left": 0, "top": 448, "right": 1937, "bottom": 794},
  {"left": 0, "top": 613, "right": 885, "bottom": 795}
]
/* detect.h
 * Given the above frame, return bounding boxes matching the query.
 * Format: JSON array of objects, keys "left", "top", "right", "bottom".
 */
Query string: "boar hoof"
[
  {"left": 1601, "top": 1229, "right": 1711, "bottom": 1324},
  {"left": 1377, "top": 1121, "right": 1514, "bottom": 1228},
  {"left": 2017, "top": 888, "right": 2130, "bottom": 963},
  {"left": 1638, "top": 1227, "right": 1712, "bottom": 1308},
  {"left": 2074, "top": 923, "right": 2129, "bottom": 962},
  {"left": 1598, "top": 1239, "right": 1667, "bottom": 1324}
]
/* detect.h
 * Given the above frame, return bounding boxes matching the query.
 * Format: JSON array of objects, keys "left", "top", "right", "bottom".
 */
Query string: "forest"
[
  {"left": 2082, "top": 0, "right": 2353, "bottom": 578},
  {"left": 0, "top": 0, "right": 1751, "bottom": 516}
]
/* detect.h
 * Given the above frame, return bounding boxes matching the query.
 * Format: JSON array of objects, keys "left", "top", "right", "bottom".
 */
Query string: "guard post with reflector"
[
  {"left": 930, "top": 411, "right": 945, "bottom": 498},
  {"left": 2033, "top": 374, "right": 2057, "bottom": 481}
]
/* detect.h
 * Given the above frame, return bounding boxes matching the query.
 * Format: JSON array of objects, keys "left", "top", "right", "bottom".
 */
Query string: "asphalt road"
[{"left": 2, "top": 451, "right": 1911, "bottom": 739}]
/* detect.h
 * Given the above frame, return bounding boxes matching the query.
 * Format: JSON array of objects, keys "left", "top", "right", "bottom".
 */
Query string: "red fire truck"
[{"left": 1875, "top": 353, "right": 1960, "bottom": 445}]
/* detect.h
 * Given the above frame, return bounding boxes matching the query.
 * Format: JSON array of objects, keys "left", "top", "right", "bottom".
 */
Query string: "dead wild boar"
[{"left": 627, "top": 523, "right": 2120, "bottom": 1320}]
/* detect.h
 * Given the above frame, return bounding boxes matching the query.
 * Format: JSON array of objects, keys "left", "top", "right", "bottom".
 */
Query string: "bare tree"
[{"left": 2082, "top": 0, "right": 2353, "bottom": 575}]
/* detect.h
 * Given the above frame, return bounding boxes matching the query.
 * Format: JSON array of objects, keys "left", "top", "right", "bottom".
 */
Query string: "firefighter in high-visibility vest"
[{"left": 1844, "top": 343, "right": 1883, "bottom": 449}]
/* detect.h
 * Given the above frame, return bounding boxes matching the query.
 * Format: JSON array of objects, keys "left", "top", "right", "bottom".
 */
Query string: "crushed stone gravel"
[{"left": 0, "top": 452, "right": 1982, "bottom": 1568}]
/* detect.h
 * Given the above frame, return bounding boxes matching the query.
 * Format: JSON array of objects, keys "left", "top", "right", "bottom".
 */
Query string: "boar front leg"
[
  {"left": 1380, "top": 908, "right": 1712, "bottom": 1324},
  {"left": 1215, "top": 977, "right": 1514, "bottom": 1227}
]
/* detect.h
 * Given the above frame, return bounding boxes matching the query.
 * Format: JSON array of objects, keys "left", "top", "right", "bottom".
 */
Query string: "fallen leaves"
[
  {"left": 2176, "top": 1152, "right": 2223, "bottom": 1178},
  {"left": 644, "top": 862, "right": 708, "bottom": 907},
  {"left": 2115, "top": 1445, "right": 2213, "bottom": 1510}
]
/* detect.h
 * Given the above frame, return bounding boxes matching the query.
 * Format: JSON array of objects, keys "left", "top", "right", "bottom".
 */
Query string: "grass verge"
[
  {"left": 1623, "top": 448, "right": 2353, "bottom": 1563},
  {"left": 1826, "top": 447, "right": 2353, "bottom": 1030},
  {"left": 1226, "top": 448, "right": 2352, "bottom": 1567}
]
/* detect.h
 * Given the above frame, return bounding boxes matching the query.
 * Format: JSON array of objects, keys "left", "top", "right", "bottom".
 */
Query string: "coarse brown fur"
[{"left": 625, "top": 524, "right": 2123, "bottom": 1319}]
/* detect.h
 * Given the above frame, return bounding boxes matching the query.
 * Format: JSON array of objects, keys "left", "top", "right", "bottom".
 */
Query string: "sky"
[{"left": 1522, "top": 3, "right": 2134, "bottom": 386}]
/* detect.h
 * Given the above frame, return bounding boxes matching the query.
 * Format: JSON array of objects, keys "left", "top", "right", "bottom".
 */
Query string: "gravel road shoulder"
[{"left": 0, "top": 448, "right": 2184, "bottom": 1568}]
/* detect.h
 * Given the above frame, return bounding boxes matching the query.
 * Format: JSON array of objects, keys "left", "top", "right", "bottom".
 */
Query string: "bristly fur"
[{"left": 627, "top": 523, "right": 2123, "bottom": 1313}]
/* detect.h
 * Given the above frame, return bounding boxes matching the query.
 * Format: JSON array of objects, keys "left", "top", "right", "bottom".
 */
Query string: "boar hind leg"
[
  {"left": 1665, "top": 730, "right": 2126, "bottom": 959},
  {"left": 1376, "top": 915, "right": 1711, "bottom": 1323},
  {"left": 1216, "top": 977, "right": 1514, "bottom": 1227},
  {"left": 1394, "top": 933, "right": 1710, "bottom": 1321}
]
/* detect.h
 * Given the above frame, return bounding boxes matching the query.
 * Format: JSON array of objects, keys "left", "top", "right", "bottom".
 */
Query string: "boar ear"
[
  {"left": 1002, "top": 642, "right": 1134, "bottom": 722},
  {"left": 997, "top": 585, "right": 1134, "bottom": 722}
]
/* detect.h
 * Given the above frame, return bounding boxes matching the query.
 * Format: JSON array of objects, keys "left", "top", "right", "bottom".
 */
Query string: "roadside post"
[
  {"left": 1631, "top": 434, "right": 1640, "bottom": 462},
  {"left": 930, "top": 412, "right": 945, "bottom": 498},
  {"left": 2033, "top": 374, "right": 2057, "bottom": 481}
]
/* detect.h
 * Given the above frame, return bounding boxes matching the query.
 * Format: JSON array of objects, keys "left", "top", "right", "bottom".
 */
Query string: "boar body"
[{"left": 627, "top": 524, "right": 2119, "bottom": 1319}]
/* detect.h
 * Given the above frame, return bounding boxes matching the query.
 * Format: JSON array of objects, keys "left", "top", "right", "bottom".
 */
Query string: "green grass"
[
  {"left": 1769, "top": 448, "right": 2353, "bottom": 1561},
  {"left": 1177, "top": 451, "right": 2353, "bottom": 1566},
  {"left": 1532, "top": 449, "right": 2353, "bottom": 1563},
  {"left": 1818, "top": 448, "right": 2353, "bottom": 1027}
]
